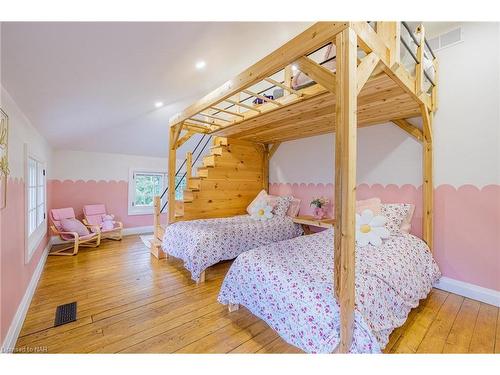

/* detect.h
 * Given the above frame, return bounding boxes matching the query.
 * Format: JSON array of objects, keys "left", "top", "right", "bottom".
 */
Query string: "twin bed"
[
  {"left": 161, "top": 213, "right": 302, "bottom": 282},
  {"left": 161, "top": 198, "right": 440, "bottom": 353}
]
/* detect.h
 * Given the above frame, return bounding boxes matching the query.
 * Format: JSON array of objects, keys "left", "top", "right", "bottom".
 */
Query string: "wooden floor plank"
[
  {"left": 15, "top": 235, "right": 499, "bottom": 354},
  {"left": 389, "top": 289, "right": 448, "bottom": 353},
  {"left": 469, "top": 303, "right": 498, "bottom": 353},
  {"left": 442, "top": 298, "right": 480, "bottom": 353},
  {"left": 416, "top": 293, "right": 464, "bottom": 353}
]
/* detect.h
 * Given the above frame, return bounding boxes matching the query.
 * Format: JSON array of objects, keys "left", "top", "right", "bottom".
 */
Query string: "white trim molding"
[
  {"left": 1, "top": 238, "right": 51, "bottom": 353},
  {"left": 434, "top": 277, "right": 500, "bottom": 307}
]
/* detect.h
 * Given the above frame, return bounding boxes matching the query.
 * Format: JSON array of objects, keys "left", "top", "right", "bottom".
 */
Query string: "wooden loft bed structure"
[{"left": 154, "top": 21, "right": 438, "bottom": 353}]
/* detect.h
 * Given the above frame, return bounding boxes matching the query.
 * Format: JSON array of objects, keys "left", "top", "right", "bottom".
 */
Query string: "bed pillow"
[
  {"left": 273, "top": 196, "right": 292, "bottom": 217},
  {"left": 400, "top": 204, "right": 415, "bottom": 234},
  {"left": 246, "top": 190, "right": 270, "bottom": 215},
  {"left": 286, "top": 197, "right": 301, "bottom": 218},
  {"left": 60, "top": 218, "right": 90, "bottom": 237},
  {"left": 381, "top": 203, "right": 414, "bottom": 235},
  {"left": 356, "top": 198, "right": 381, "bottom": 215}
]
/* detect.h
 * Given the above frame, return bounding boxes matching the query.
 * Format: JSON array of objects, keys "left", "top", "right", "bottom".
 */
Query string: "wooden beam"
[
  {"left": 209, "top": 106, "right": 244, "bottom": 118},
  {"left": 224, "top": 99, "right": 261, "bottom": 113},
  {"left": 422, "top": 108, "right": 433, "bottom": 251},
  {"left": 188, "top": 117, "right": 223, "bottom": 128},
  {"left": 182, "top": 122, "right": 210, "bottom": 133},
  {"left": 334, "top": 27, "right": 358, "bottom": 354},
  {"left": 392, "top": 119, "right": 423, "bottom": 142},
  {"left": 265, "top": 78, "right": 302, "bottom": 96},
  {"left": 242, "top": 89, "right": 283, "bottom": 107},
  {"left": 356, "top": 52, "right": 380, "bottom": 95},
  {"left": 294, "top": 56, "right": 336, "bottom": 93},
  {"left": 351, "top": 22, "right": 390, "bottom": 66},
  {"left": 268, "top": 142, "right": 281, "bottom": 159},
  {"left": 199, "top": 112, "right": 232, "bottom": 122},
  {"left": 169, "top": 22, "right": 348, "bottom": 126},
  {"left": 168, "top": 126, "right": 177, "bottom": 224},
  {"left": 175, "top": 130, "right": 195, "bottom": 149}
]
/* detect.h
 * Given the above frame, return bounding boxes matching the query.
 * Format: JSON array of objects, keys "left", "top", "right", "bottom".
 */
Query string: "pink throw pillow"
[
  {"left": 356, "top": 198, "right": 382, "bottom": 215},
  {"left": 400, "top": 204, "right": 415, "bottom": 233},
  {"left": 60, "top": 218, "right": 90, "bottom": 237}
]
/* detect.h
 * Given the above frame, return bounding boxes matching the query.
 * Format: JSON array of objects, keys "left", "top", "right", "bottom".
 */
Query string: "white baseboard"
[
  {"left": 1, "top": 238, "right": 51, "bottom": 353},
  {"left": 434, "top": 276, "right": 500, "bottom": 307},
  {"left": 122, "top": 225, "right": 153, "bottom": 236},
  {"left": 51, "top": 225, "right": 154, "bottom": 245}
]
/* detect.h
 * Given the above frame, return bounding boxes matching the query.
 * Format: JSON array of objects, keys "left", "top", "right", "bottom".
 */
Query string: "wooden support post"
[
  {"left": 422, "top": 108, "right": 433, "bottom": 251},
  {"left": 415, "top": 25, "right": 425, "bottom": 96},
  {"left": 284, "top": 65, "right": 293, "bottom": 95},
  {"left": 168, "top": 126, "right": 177, "bottom": 224},
  {"left": 376, "top": 22, "right": 400, "bottom": 68},
  {"left": 186, "top": 152, "right": 192, "bottom": 179},
  {"left": 334, "top": 27, "right": 358, "bottom": 354},
  {"left": 153, "top": 196, "right": 161, "bottom": 239},
  {"left": 262, "top": 144, "right": 270, "bottom": 192}
]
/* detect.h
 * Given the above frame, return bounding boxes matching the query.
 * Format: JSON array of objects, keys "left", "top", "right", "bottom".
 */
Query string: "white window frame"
[
  {"left": 24, "top": 144, "right": 47, "bottom": 264},
  {"left": 128, "top": 168, "right": 167, "bottom": 216}
]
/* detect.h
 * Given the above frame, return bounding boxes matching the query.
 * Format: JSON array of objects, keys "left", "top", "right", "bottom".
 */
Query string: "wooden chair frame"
[
  {"left": 153, "top": 21, "right": 438, "bottom": 353},
  {"left": 50, "top": 224, "right": 101, "bottom": 256}
]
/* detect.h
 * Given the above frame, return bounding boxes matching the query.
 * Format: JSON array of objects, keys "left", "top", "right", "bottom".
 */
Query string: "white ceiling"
[{"left": 1, "top": 22, "right": 312, "bottom": 157}]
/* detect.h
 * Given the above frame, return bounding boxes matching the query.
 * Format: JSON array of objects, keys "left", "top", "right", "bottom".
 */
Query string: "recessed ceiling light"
[
  {"left": 195, "top": 60, "right": 206, "bottom": 70},
  {"left": 155, "top": 101, "right": 164, "bottom": 108},
  {"left": 291, "top": 65, "right": 298, "bottom": 71}
]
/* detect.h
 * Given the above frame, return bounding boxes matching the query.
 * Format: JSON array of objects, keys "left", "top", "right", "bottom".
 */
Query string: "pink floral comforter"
[
  {"left": 162, "top": 215, "right": 302, "bottom": 281},
  {"left": 218, "top": 228, "right": 440, "bottom": 353}
]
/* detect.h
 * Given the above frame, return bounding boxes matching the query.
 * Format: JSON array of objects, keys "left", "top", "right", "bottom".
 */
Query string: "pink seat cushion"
[
  {"left": 83, "top": 204, "right": 107, "bottom": 226},
  {"left": 60, "top": 218, "right": 90, "bottom": 237},
  {"left": 50, "top": 207, "right": 76, "bottom": 232}
]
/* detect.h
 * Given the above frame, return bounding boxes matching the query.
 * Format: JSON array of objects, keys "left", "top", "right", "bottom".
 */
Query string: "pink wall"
[
  {"left": 270, "top": 182, "right": 500, "bottom": 292},
  {"left": 1, "top": 178, "right": 50, "bottom": 343},
  {"left": 48, "top": 179, "right": 165, "bottom": 228}
]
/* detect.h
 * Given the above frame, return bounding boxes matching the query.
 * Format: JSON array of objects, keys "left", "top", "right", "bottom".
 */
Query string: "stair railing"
[{"left": 159, "top": 133, "right": 212, "bottom": 213}]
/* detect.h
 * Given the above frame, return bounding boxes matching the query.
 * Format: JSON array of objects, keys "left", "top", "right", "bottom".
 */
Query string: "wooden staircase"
[{"left": 173, "top": 136, "right": 265, "bottom": 221}]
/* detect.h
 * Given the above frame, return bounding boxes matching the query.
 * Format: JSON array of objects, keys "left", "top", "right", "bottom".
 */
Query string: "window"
[
  {"left": 27, "top": 157, "right": 45, "bottom": 236},
  {"left": 25, "top": 148, "right": 47, "bottom": 263},
  {"left": 128, "top": 169, "right": 189, "bottom": 215},
  {"left": 129, "top": 170, "right": 166, "bottom": 215}
]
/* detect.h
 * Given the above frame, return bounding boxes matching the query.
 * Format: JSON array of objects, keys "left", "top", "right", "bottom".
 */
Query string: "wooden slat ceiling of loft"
[{"left": 212, "top": 72, "right": 420, "bottom": 143}]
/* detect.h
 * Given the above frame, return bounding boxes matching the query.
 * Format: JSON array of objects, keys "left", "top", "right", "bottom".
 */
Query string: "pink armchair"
[
  {"left": 83, "top": 204, "right": 123, "bottom": 241},
  {"left": 50, "top": 207, "right": 101, "bottom": 256}
]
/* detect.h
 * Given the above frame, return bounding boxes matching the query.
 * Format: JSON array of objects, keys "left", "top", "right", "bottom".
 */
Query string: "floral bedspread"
[
  {"left": 162, "top": 215, "right": 303, "bottom": 281},
  {"left": 218, "top": 228, "right": 440, "bottom": 353}
]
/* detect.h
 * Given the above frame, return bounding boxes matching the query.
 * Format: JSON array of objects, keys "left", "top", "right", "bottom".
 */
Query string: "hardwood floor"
[{"left": 16, "top": 235, "right": 499, "bottom": 354}]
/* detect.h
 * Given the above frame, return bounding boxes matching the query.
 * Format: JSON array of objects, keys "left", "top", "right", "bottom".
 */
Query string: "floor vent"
[{"left": 54, "top": 302, "right": 77, "bottom": 327}]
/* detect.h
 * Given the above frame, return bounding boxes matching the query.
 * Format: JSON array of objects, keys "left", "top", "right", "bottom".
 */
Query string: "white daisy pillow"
[
  {"left": 250, "top": 201, "right": 274, "bottom": 221},
  {"left": 356, "top": 209, "right": 390, "bottom": 247}
]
